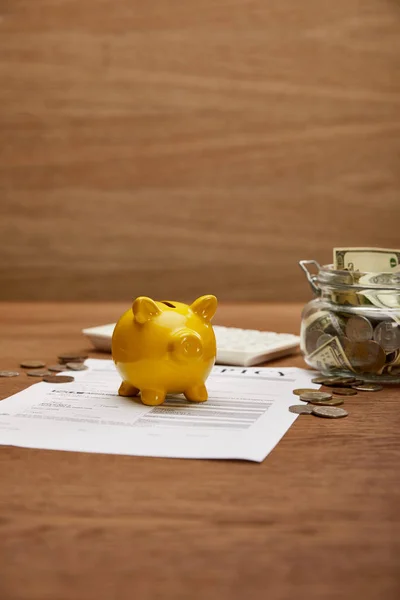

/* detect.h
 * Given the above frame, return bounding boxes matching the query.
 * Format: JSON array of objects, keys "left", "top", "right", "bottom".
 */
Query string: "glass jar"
[{"left": 299, "top": 260, "right": 400, "bottom": 383}]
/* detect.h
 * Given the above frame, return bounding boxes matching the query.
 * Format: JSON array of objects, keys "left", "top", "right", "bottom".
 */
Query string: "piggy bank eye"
[{"left": 161, "top": 301, "right": 176, "bottom": 308}]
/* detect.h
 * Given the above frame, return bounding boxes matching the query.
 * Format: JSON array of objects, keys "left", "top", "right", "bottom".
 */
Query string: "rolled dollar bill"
[{"left": 308, "top": 336, "right": 355, "bottom": 373}]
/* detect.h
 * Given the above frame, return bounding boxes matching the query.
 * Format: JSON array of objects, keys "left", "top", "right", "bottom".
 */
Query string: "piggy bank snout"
[{"left": 170, "top": 330, "right": 203, "bottom": 361}]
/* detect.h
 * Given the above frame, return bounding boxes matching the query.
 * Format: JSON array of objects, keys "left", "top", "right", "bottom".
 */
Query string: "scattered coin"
[
  {"left": 43, "top": 375, "right": 75, "bottom": 384},
  {"left": 345, "top": 315, "right": 373, "bottom": 342},
  {"left": 26, "top": 370, "right": 51, "bottom": 377},
  {"left": 293, "top": 388, "right": 319, "bottom": 396},
  {"left": 48, "top": 364, "right": 68, "bottom": 372},
  {"left": 0, "top": 370, "right": 20, "bottom": 377},
  {"left": 331, "top": 387, "right": 357, "bottom": 396},
  {"left": 308, "top": 397, "right": 344, "bottom": 406},
  {"left": 320, "top": 376, "right": 356, "bottom": 387},
  {"left": 317, "top": 377, "right": 346, "bottom": 386},
  {"left": 311, "top": 376, "right": 327, "bottom": 384},
  {"left": 311, "top": 406, "right": 348, "bottom": 419},
  {"left": 66, "top": 362, "right": 88, "bottom": 371},
  {"left": 373, "top": 321, "right": 400, "bottom": 352},
  {"left": 20, "top": 360, "right": 46, "bottom": 369},
  {"left": 289, "top": 404, "right": 313, "bottom": 415},
  {"left": 299, "top": 391, "right": 332, "bottom": 402},
  {"left": 58, "top": 353, "right": 88, "bottom": 364},
  {"left": 352, "top": 383, "right": 383, "bottom": 392}
]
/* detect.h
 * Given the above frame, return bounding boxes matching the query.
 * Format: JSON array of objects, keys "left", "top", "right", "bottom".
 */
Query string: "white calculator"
[{"left": 83, "top": 323, "right": 300, "bottom": 367}]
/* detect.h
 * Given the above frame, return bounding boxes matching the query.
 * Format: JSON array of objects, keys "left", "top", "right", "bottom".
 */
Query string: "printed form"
[{"left": 0, "top": 359, "right": 317, "bottom": 462}]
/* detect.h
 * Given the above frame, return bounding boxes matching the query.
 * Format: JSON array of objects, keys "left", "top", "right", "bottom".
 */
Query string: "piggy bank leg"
[
  {"left": 118, "top": 381, "right": 140, "bottom": 397},
  {"left": 184, "top": 384, "right": 208, "bottom": 403},
  {"left": 141, "top": 389, "right": 166, "bottom": 406}
]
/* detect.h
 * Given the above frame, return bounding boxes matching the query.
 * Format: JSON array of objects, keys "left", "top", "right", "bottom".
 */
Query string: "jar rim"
[{"left": 317, "top": 264, "right": 400, "bottom": 290}]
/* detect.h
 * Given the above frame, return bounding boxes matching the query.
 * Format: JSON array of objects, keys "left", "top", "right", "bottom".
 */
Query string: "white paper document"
[{"left": 0, "top": 359, "right": 317, "bottom": 462}]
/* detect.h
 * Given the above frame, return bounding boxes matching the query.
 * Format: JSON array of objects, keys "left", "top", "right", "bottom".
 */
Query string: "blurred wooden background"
[{"left": 1, "top": 0, "right": 399, "bottom": 301}]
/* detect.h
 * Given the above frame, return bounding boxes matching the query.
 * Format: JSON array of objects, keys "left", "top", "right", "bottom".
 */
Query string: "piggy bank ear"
[
  {"left": 132, "top": 297, "right": 161, "bottom": 324},
  {"left": 190, "top": 295, "right": 217, "bottom": 321}
]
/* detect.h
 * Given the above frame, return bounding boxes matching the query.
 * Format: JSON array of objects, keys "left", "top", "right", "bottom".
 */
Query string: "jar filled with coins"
[{"left": 299, "top": 260, "right": 400, "bottom": 383}]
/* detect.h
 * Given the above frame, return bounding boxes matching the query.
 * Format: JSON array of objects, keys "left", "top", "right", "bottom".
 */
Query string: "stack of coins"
[
  {"left": 302, "top": 310, "right": 400, "bottom": 378},
  {"left": 289, "top": 374, "right": 383, "bottom": 419}
]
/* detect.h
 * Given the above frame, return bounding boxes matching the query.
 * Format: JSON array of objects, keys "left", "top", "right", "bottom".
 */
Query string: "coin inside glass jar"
[
  {"left": 345, "top": 315, "right": 373, "bottom": 342},
  {"left": 373, "top": 321, "right": 400, "bottom": 352},
  {"left": 345, "top": 340, "right": 386, "bottom": 373}
]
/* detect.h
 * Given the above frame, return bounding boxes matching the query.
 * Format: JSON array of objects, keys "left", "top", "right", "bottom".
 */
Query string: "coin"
[
  {"left": 320, "top": 376, "right": 356, "bottom": 387},
  {"left": 26, "top": 370, "right": 51, "bottom": 377},
  {"left": 345, "top": 315, "right": 373, "bottom": 342},
  {"left": 345, "top": 340, "right": 386, "bottom": 373},
  {"left": 20, "top": 360, "right": 46, "bottom": 369},
  {"left": 317, "top": 377, "right": 343, "bottom": 386},
  {"left": 373, "top": 321, "right": 400, "bottom": 352},
  {"left": 48, "top": 364, "right": 68, "bottom": 372},
  {"left": 352, "top": 383, "right": 383, "bottom": 392},
  {"left": 0, "top": 370, "right": 20, "bottom": 377},
  {"left": 289, "top": 404, "right": 313, "bottom": 415},
  {"left": 299, "top": 391, "right": 332, "bottom": 402},
  {"left": 308, "top": 397, "right": 344, "bottom": 406},
  {"left": 293, "top": 388, "right": 319, "bottom": 396},
  {"left": 311, "top": 406, "right": 348, "bottom": 419},
  {"left": 311, "top": 376, "right": 327, "bottom": 384},
  {"left": 58, "top": 353, "right": 88, "bottom": 363},
  {"left": 66, "top": 362, "right": 88, "bottom": 371},
  {"left": 43, "top": 375, "right": 75, "bottom": 384},
  {"left": 331, "top": 387, "right": 357, "bottom": 396}
]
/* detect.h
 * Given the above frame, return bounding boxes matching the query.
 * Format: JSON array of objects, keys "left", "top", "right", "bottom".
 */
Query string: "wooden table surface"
[{"left": 0, "top": 303, "right": 399, "bottom": 600}]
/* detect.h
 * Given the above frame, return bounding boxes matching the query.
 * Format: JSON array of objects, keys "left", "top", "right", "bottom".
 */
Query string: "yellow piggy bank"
[{"left": 112, "top": 295, "right": 217, "bottom": 405}]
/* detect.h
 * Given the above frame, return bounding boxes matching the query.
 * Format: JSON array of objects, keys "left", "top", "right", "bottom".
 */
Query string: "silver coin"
[
  {"left": 48, "top": 364, "right": 68, "bottom": 372},
  {"left": 352, "top": 383, "right": 383, "bottom": 392},
  {"left": 26, "top": 370, "right": 51, "bottom": 377},
  {"left": 345, "top": 316, "right": 373, "bottom": 342},
  {"left": 0, "top": 370, "right": 20, "bottom": 377},
  {"left": 289, "top": 404, "right": 313, "bottom": 415},
  {"left": 373, "top": 321, "right": 400, "bottom": 352},
  {"left": 65, "top": 362, "right": 88, "bottom": 371},
  {"left": 312, "top": 406, "right": 348, "bottom": 419}
]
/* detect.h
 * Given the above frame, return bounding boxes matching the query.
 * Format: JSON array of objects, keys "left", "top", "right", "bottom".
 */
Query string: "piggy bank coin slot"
[{"left": 161, "top": 301, "right": 176, "bottom": 308}]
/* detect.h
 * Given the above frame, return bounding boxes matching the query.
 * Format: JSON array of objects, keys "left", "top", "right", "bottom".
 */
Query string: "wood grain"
[
  {"left": 0, "top": 302, "right": 399, "bottom": 600},
  {"left": 0, "top": 1, "right": 400, "bottom": 301}
]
